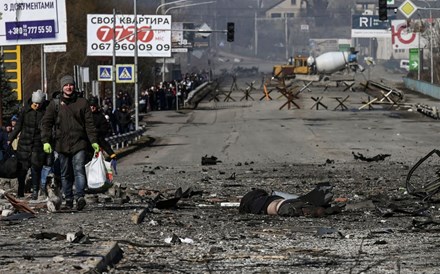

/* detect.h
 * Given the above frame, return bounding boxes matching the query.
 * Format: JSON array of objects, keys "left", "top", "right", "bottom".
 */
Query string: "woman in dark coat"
[{"left": 8, "top": 90, "right": 48, "bottom": 199}]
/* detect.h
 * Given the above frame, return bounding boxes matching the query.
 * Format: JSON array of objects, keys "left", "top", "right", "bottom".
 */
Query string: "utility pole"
[
  {"left": 112, "top": 9, "right": 117, "bottom": 111},
  {"left": 420, "top": 1, "right": 434, "bottom": 84},
  {"left": 134, "top": 0, "right": 139, "bottom": 130}
]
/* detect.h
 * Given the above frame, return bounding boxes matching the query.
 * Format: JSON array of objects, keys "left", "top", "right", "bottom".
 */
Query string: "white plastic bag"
[{"left": 85, "top": 152, "right": 107, "bottom": 189}]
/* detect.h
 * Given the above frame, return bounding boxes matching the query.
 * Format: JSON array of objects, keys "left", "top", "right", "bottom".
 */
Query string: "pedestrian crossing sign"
[
  {"left": 116, "top": 64, "right": 135, "bottom": 83},
  {"left": 97, "top": 65, "right": 113, "bottom": 81}
]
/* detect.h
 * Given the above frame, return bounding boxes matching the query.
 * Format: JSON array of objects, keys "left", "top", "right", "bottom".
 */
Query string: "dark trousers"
[{"left": 17, "top": 164, "right": 41, "bottom": 197}]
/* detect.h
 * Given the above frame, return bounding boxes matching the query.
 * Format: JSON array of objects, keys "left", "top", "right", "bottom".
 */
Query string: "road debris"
[{"left": 352, "top": 151, "right": 391, "bottom": 162}]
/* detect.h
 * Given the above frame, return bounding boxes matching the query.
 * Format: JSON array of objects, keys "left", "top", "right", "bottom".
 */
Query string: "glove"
[
  {"left": 91, "top": 143, "right": 100, "bottom": 154},
  {"left": 43, "top": 143, "right": 52, "bottom": 154},
  {"left": 111, "top": 159, "right": 118, "bottom": 175}
]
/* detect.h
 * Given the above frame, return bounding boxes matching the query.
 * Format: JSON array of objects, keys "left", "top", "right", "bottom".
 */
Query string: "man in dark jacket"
[
  {"left": 41, "top": 75, "right": 99, "bottom": 210},
  {"left": 116, "top": 105, "right": 132, "bottom": 134},
  {"left": 89, "top": 97, "right": 117, "bottom": 172},
  {"left": 8, "top": 90, "right": 48, "bottom": 199}
]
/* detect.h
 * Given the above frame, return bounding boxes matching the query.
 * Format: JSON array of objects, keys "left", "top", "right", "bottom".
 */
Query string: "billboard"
[
  {"left": 0, "top": 0, "right": 67, "bottom": 46},
  {"left": 87, "top": 14, "right": 172, "bottom": 57},
  {"left": 171, "top": 22, "right": 194, "bottom": 49},
  {"left": 392, "top": 20, "right": 417, "bottom": 49},
  {"left": 351, "top": 15, "right": 393, "bottom": 38}
]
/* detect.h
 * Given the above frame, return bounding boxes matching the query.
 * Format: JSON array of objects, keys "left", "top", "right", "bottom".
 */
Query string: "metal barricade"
[{"left": 105, "top": 126, "right": 146, "bottom": 151}]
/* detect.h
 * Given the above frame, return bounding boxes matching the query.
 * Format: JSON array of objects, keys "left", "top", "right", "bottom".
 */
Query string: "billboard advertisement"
[
  {"left": 87, "top": 14, "right": 172, "bottom": 57},
  {"left": 0, "top": 0, "right": 67, "bottom": 46},
  {"left": 391, "top": 20, "right": 427, "bottom": 50},
  {"left": 171, "top": 22, "right": 194, "bottom": 49},
  {"left": 351, "top": 15, "right": 393, "bottom": 38}
]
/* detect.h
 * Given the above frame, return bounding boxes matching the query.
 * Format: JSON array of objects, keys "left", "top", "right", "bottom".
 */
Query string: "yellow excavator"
[{"left": 272, "top": 55, "right": 311, "bottom": 79}]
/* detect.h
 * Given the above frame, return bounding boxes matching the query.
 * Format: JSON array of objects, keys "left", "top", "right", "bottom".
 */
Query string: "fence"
[
  {"left": 403, "top": 77, "right": 440, "bottom": 99},
  {"left": 106, "top": 126, "right": 146, "bottom": 150}
]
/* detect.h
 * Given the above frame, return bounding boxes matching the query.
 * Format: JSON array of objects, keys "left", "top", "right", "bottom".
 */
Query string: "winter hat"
[
  {"left": 89, "top": 97, "right": 99, "bottom": 107},
  {"left": 31, "top": 89, "right": 45, "bottom": 103},
  {"left": 60, "top": 75, "right": 75, "bottom": 89}
]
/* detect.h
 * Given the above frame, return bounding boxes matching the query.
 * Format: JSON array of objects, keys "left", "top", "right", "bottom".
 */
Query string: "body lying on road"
[{"left": 239, "top": 182, "right": 342, "bottom": 217}]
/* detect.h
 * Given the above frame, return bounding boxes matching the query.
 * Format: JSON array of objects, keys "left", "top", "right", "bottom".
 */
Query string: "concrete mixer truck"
[{"left": 272, "top": 50, "right": 363, "bottom": 79}]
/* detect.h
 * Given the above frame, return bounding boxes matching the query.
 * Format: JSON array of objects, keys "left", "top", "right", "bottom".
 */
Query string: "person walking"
[
  {"left": 41, "top": 75, "right": 99, "bottom": 210},
  {"left": 8, "top": 90, "right": 48, "bottom": 199},
  {"left": 88, "top": 97, "right": 117, "bottom": 172},
  {"left": 116, "top": 105, "right": 132, "bottom": 134}
]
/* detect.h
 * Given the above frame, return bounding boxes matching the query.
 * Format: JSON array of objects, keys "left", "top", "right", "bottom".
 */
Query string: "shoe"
[
  {"left": 31, "top": 191, "right": 38, "bottom": 200},
  {"left": 76, "top": 197, "right": 86, "bottom": 211},
  {"left": 299, "top": 182, "right": 333, "bottom": 207},
  {"left": 65, "top": 199, "right": 74, "bottom": 209}
]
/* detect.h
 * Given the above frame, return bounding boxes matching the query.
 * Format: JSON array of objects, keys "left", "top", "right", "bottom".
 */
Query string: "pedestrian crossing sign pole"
[{"left": 116, "top": 64, "right": 135, "bottom": 83}]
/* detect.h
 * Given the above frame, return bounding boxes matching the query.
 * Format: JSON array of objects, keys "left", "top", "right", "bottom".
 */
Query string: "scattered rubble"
[{"left": 2, "top": 160, "right": 440, "bottom": 272}]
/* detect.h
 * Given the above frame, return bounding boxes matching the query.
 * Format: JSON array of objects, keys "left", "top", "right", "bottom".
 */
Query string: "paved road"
[
  {"left": 120, "top": 80, "right": 440, "bottom": 168},
  {"left": 114, "top": 77, "right": 440, "bottom": 273}
]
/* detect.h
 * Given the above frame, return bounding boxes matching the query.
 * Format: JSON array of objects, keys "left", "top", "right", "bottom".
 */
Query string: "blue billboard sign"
[{"left": 6, "top": 20, "right": 56, "bottom": 40}]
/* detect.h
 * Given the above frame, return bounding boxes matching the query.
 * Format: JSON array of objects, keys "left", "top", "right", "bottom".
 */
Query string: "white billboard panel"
[
  {"left": 391, "top": 20, "right": 427, "bottom": 49},
  {"left": 87, "top": 14, "right": 172, "bottom": 57},
  {"left": 351, "top": 15, "right": 391, "bottom": 38},
  {"left": 44, "top": 44, "right": 66, "bottom": 53},
  {"left": 0, "top": 0, "right": 67, "bottom": 46}
]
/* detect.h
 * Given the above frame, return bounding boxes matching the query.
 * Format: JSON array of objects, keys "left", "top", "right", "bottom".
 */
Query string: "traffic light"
[
  {"left": 227, "top": 22, "right": 234, "bottom": 42},
  {"left": 2, "top": 46, "right": 22, "bottom": 100},
  {"left": 378, "top": 0, "right": 387, "bottom": 21}
]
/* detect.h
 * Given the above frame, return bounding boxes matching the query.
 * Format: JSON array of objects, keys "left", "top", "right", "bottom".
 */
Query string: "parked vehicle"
[{"left": 400, "top": 60, "right": 410, "bottom": 71}]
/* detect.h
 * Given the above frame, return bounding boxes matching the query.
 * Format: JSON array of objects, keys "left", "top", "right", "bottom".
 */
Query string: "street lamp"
[
  {"left": 156, "top": 0, "right": 190, "bottom": 84},
  {"left": 156, "top": 0, "right": 216, "bottom": 83},
  {"left": 164, "top": 1, "right": 215, "bottom": 14},
  {"left": 156, "top": 0, "right": 189, "bottom": 15}
]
